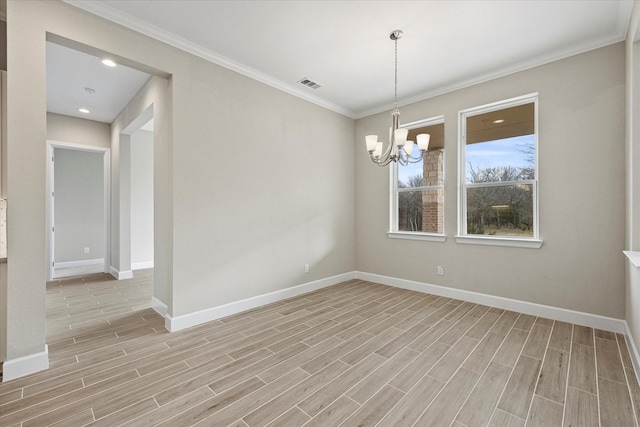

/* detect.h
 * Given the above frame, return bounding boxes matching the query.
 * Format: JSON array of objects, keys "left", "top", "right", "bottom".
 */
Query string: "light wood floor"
[{"left": 1, "top": 270, "right": 639, "bottom": 426}]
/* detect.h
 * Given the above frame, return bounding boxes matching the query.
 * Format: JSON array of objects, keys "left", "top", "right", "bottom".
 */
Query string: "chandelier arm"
[
  {"left": 407, "top": 152, "right": 426, "bottom": 163},
  {"left": 369, "top": 151, "right": 396, "bottom": 167}
]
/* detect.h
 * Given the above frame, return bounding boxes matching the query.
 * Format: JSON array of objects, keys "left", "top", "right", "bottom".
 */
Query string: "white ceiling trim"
[
  {"left": 64, "top": 0, "right": 355, "bottom": 118},
  {"left": 361, "top": 23, "right": 631, "bottom": 120},
  {"left": 65, "top": 0, "right": 634, "bottom": 121}
]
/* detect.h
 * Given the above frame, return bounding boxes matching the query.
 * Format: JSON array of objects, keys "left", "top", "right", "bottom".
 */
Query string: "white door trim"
[{"left": 46, "top": 140, "right": 111, "bottom": 281}]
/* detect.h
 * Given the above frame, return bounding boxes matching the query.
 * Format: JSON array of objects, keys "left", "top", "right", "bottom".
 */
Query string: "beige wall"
[
  {"left": 47, "top": 113, "right": 110, "bottom": 148},
  {"left": 3, "top": 0, "right": 355, "bottom": 363},
  {"left": 110, "top": 75, "right": 172, "bottom": 309},
  {"left": 356, "top": 43, "right": 626, "bottom": 319},
  {"left": 626, "top": 1, "right": 640, "bottom": 362}
]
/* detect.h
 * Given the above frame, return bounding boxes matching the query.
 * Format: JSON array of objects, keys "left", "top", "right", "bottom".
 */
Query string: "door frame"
[{"left": 46, "top": 140, "right": 111, "bottom": 281}]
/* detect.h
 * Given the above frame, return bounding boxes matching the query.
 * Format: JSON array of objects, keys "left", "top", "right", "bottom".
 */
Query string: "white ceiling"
[
  {"left": 47, "top": 41, "right": 151, "bottom": 123},
  {"left": 58, "top": 0, "right": 634, "bottom": 120}
]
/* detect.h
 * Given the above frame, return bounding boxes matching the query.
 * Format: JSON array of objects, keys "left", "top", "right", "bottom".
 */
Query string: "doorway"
[{"left": 47, "top": 141, "right": 110, "bottom": 280}]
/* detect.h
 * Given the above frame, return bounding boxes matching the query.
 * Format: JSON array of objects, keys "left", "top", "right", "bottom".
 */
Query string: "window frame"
[
  {"left": 388, "top": 115, "right": 446, "bottom": 242},
  {"left": 456, "top": 93, "right": 542, "bottom": 249}
]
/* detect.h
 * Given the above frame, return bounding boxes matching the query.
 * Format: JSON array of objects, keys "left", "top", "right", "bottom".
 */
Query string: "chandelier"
[{"left": 365, "top": 30, "right": 430, "bottom": 166}]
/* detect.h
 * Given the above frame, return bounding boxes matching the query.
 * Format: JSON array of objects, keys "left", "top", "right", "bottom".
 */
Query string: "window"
[
  {"left": 389, "top": 117, "right": 445, "bottom": 241},
  {"left": 457, "top": 94, "right": 541, "bottom": 248}
]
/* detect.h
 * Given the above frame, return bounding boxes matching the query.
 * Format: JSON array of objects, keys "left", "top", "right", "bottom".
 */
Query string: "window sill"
[
  {"left": 624, "top": 251, "right": 640, "bottom": 268},
  {"left": 387, "top": 232, "right": 447, "bottom": 242},
  {"left": 454, "top": 235, "right": 543, "bottom": 249}
]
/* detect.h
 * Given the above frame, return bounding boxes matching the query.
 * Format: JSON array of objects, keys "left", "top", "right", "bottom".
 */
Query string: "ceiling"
[
  {"left": 57, "top": 0, "right": 634, "bottom": 121},
  {"left": 46, "top": 41, "right": 151, "bottom": 123}
]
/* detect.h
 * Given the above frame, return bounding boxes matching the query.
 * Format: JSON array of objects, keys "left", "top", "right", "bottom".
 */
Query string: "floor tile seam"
[
  {"left": 294, "top": 403, "right": 314, "bottom": 421},
  {"left": 402, "top": 373, "right": 457, "bottom": 427},
  {"left": 379, "top": 331, "right": 450, "bottom": 391},
  {"left": 215, "top": 368, "right": 312, "bottom": 426},
  {"left": 86, "top": 360, "right": 212, "bottom": 417},
  {"left": 434, "top": 310, "right": 484, "bottom": 349},
  {"left": 616, "top": 334, "right": 640, "bottom": 427},
  {"left": 302, "top": 336, "right": 377, "bottom": 375},
  {"left": 591, "top": 327, "right": 602, "bottom": 427},
  {"left": 487, "top": 312, "right": 530, "bottom": 423},
  {"left": 596, "top": 374, "right": 633, "bottom": 386},
  {"left": 533, "top": 391, "right": 565, "bottom": 406},
  {"left": 449, "top": 325, "right": 512, "bottom": 424},
  {"left": 209, "top": 346, "right": 306, "bottom": 394},
  {"left": 0, "top": 387, "right": 23, "bottom": 404},
  {"left": 262, "top": 337, "right": 345, "bottom": 380},
  {"left": 621, "top": 367, "right": 640, "bottom": 427},
  {"left": 237, "top": 326, "right": 314, "bottom": 357},
  {"left": 566, "top": 384, "right": 598, "bottom": 398},
  {"left": 459, "top": 307, "right": 503, "bottom": 344},
  {"left": 153, "top": 383, "right": 234, "bottom": 427},
  {"left": 125, "top": 387, "right": 207, "bottom": 427},
  {"left": 335, "top": 314, "right": 396, "bottom": 340},
  {"left": 524, "top": 318, "right": 555, "bottom": 423},
  {"left": 333, "top": 384, "right": 404, "bottom": 427},
  {"left": 343, "top": 350, "right": 417, "bottom": 404},
  {"left": 0, "top": 374, "right": 89, "bottom": 416},
  {"left": 334, "top": 329, "right": 398, "bottom": 366},
  {"left": 91, "top": 389, "right": 161, "bottom": 424},
  {"left": 560, "top": 322, "right": 574, "bottom": 427},
  {"left": 296, "top": 359, "right": 387, "bottom": 418},
  {"left": 77, "top": 338, "right": 208, "bottom": 374},
  {"left": 0, "top": 366, "right": 139, "bottom": 425}
]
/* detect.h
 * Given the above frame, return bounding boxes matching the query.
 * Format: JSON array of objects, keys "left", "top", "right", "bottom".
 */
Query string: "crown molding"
[
  {"left": 63, "top": 0, "right": 356, "bottom": 119},
  {"left": 65, "top": 0, "right": 631, "bottom": 121},
  {"left": 354, "top": 30, "right": 628, "bottom": 120}
]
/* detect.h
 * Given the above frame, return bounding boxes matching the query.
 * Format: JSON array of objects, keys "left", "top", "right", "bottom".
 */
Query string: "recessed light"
[
  {"left": 101, "top": 58, "right": 117, "bottom": 67},
  {"left": 78, "top": 108, "right": 90, "bottom": 114},
  {"left": 493, "top": 119, "right": 505, "bottom": 124}
]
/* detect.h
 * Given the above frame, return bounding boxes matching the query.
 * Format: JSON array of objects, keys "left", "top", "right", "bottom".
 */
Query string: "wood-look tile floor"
[{"left": 1, "top": 270, "right": 639, "bottom": 426}]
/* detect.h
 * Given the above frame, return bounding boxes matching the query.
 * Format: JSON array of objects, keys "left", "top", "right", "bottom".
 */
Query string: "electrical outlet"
[
  {"left": 437, "top": 265, "right": 444, "bottom": 276},
  {"left": 304, "top": 264, "right": 309, "bottom": 273},
  {"left": 84, "top": 247, "right": 90, "bottom": 254}
]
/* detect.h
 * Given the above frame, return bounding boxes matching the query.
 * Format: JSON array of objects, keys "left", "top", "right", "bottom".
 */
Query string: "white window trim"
[
  {"left": 456, "top": 93, "right": 542, "bottom": 248},
  {"left": 387, "top": 231, "right": 447, "bottom": 242},
  {"left": 389, "top": 115, "right": 446, "bottom": 241}
]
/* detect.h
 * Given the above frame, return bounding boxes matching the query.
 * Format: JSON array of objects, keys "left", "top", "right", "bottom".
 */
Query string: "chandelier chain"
[{"left": 394, "top": 36, "right": 398, "bottom": 109}]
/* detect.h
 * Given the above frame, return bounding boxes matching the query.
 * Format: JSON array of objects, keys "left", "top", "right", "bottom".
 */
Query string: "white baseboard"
[
  {"left": 2, "top": 345, "right": 49, "bottom": 382},
  {"left": 166, "top": 272, "right": 356, "bottom": 332},
  {"left": 155, "top": 268, "right": 640, "bottom": 383},
  {"left": 109, "top": 266, "right": 133, "bottom": 280},
  {"left": 355, "top": 271, "right": 628, "bottom": 333},
  {"left": 132, "top": 261, "right": 154, "bottom": 270},
  {"left": 54, "top": 258, "right": 104, "bottom": 269},
  {"left": 356, "top": 271, "right": 640, "bottom": 383},
  {"left": 151, "top": 296, "right": 168, "bottom": 317}
]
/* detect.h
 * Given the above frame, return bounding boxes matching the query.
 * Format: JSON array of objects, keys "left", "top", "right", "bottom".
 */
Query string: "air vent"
[{"left": 298, "top": 78, "right": 322, "bottom": 89}]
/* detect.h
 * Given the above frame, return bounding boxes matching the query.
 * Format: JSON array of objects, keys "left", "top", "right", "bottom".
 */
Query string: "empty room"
[{"left": 1, "top": 0, "right": 640, "bottom": 426}]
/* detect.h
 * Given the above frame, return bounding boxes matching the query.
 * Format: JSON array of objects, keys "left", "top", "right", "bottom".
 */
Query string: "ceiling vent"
[{"left": 298, "top": 78, "right": 322, "bottom": 89}]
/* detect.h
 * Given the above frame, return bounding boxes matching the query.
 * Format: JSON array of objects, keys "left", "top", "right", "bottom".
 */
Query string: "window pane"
[
  {"left": 465, "top": 102, "right": 535, "bottom": 184},
  {"left": 466, "top": 184, "right": 533, "bottom": 237},
  {"left": 398, "top": 160, "right": 424, "bottom": 188},
  {"left": 398, "top": 189, "right": 444, "bottom": 233},
  {"left": 465, "top": 135, "right": 535, "bottom": 183}
]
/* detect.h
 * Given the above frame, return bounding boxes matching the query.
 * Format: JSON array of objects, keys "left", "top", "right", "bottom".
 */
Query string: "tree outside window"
[
  {"left": 394, "top": 120, "right": 445, "bottom": 235},
  {"left": 460, "top": 96, "right": 538, "bottom": 240}
]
